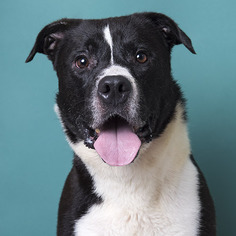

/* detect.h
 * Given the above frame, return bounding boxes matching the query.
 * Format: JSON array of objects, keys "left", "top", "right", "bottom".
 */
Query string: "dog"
[{"left": 26, "top": 12, "right": 216, "bottom": 236}]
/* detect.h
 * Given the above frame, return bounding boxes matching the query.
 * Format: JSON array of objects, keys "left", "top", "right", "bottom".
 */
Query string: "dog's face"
[{"left": 26, "top": 13, "right": 195, "bottom": 166}]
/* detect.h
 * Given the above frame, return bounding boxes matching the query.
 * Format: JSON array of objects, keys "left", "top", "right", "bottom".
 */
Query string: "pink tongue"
[{"left": 94, "top": 119, "right": 141, "bottom": 166}]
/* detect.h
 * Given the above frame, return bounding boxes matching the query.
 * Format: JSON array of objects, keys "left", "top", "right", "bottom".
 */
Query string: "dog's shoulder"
[
  {"left": 57, "top": 156, "right": 102, "bottom": 235},
  {"left": 190, "top": 155, "right": 216, "bottom": 236}
]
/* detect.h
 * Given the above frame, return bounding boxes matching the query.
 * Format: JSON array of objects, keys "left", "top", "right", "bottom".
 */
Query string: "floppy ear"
[
  {"left": 144, "top": 13, "right": 196, "bottom": 54},
  {"left": 25, "top": 19, "right": 77, "bottom": 63}
]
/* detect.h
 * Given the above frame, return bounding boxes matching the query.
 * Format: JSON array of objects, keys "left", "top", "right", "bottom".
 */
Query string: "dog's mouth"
[
  {"left": 94, "top": 116, "right": 141, "bottom": 166},
  {"left": 83, "top": 115, "right": 153, "bottom": 166}
]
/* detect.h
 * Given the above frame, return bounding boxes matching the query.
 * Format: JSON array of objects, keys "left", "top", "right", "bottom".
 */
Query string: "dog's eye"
[
  {"left": 136, "top": 52, "right": 148, "bottom": 63},
  {"left": 75, "top": 55, "right": 89, "bottom": 68}
]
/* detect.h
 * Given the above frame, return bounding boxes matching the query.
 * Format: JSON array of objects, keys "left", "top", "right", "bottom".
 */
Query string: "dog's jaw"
[{"left": 60, "top": 102, "right": 190, "bottom": 173}]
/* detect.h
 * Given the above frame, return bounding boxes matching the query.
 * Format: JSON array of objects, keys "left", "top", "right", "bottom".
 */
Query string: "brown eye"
[
  {"left": 136, "top": 52, "right": 148, "bottom": 63},
  {"left": 75, "top": 55, "right": 89, "bottom": 68}
]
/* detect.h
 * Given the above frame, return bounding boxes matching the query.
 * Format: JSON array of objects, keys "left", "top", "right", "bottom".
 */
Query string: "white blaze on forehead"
[{"left": 103, "top": 25, "right": 114, "bottom": 64}]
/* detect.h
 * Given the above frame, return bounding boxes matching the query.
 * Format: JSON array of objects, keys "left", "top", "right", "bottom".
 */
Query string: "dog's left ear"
[
  {"left": 25, "top": 19, "right": 78, "bottom": 63},
  {"left": 144, "top": 13, "right": 196, "bottom": 54}
]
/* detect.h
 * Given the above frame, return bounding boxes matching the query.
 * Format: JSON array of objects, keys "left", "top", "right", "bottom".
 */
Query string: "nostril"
[
  {"left": 118, "top": 84, "right": 124, "bottom": 93},
  {"left": 98, "top": 81, "right": 111, "bottom": 95},
  {"left": 103, "top": 84, "right": 110, "bottom": 94},
  {"left": 118, "top": 81, "right": 131, "bottom": 93}
]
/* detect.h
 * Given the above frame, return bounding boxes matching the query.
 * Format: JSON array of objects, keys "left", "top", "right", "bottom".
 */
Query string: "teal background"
[{"left": 0, "top": 0, "right": 235, "bottom": 235}]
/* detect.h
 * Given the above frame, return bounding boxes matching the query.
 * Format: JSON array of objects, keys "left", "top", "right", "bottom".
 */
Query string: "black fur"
[
  {"left": 190, "top": 155, "right": 216, "bottom": 235},
  {"left": 26, "top": 13, "right": 193, "bottom": 146},
  {"left": 57, "top": 156, "right": 102, "bottom": 235},
  {"left": 26, "top": 12, "right": 215, "bottom": 236}
]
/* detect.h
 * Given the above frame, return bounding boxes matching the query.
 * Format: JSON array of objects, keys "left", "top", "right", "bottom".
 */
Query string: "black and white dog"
[{"left": 26, "top": 12, "right": 216, "bottom": 236}]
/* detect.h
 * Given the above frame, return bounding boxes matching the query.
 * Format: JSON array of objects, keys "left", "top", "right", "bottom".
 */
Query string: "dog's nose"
[{"left": 98, "top": 76, "right": 132, "bottom": 105}]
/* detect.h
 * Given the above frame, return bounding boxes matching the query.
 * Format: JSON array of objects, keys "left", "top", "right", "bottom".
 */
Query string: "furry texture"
[{"left": 26, "top": 12, "right": 216, "bottom": 236}]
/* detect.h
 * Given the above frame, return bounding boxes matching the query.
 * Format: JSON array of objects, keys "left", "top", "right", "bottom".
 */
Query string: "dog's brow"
[{"left": 103, "top": 25, "right": 114, "bottom": 65}]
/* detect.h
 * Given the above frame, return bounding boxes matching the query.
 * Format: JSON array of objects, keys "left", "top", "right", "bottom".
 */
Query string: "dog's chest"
[
  {"left": 74, "top": 206, "right": 178, "bottom": 236},
  {"left": 73, "top": 159, "right": 200, "bottom": 236},
  {"left": 74, "top": 204, "right": 196, "bottom": 236}
]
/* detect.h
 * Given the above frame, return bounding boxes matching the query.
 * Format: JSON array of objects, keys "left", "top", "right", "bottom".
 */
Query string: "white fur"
[
  {"left": 103, "top": 25, "right": 114, "bottom": 64},
  {"left": 69, "top": 103, "right": 200, "bottom": 236}
]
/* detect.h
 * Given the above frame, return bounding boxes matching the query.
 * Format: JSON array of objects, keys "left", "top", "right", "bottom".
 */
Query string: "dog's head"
[{"left": 26, "top": 12, "right": 195, "bottom": 166}]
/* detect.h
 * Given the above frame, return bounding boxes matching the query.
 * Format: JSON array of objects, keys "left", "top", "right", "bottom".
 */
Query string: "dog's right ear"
[{"left": 25, "top": 19, "right": 77, "bottom": 63}]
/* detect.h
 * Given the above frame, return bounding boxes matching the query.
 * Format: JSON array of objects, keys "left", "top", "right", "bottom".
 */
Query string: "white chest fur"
[
  {"left": 74, "top": 158, "right": 199, "bottom": 236},
  {"left": 69, "top": 104, "right": 200, "bottom": 236}
]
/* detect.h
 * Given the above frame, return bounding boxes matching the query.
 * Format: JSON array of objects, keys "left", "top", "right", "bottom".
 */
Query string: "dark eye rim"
[
  {"left": 75, "top": 55, "right": 89, "bottom": 68},
  {"left": 136, "top": 51, "right": 148, "bottom": 63}
]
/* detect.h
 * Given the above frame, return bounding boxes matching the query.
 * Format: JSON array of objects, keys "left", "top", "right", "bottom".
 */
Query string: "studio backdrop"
[{"left": 0, "top": 0, "right": 235, "bottom": 235}]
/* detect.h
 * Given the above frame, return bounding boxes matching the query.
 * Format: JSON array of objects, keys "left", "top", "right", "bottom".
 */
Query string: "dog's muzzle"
[
  {"left": 81, "top": 74, "right": 153, "bottom": 166},
  {"left": 93, "top": 75, "right": 142, "bottom": 166}
]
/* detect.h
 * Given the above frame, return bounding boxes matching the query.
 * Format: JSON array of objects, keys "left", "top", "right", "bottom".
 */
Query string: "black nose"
[{"left": 97, "top": 76, "right": 132, "bottom": 105}]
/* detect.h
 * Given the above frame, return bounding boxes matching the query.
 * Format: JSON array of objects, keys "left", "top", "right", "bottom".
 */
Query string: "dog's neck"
[{"left": 70, "top": 103, "right": 191, "bottom": 206}]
